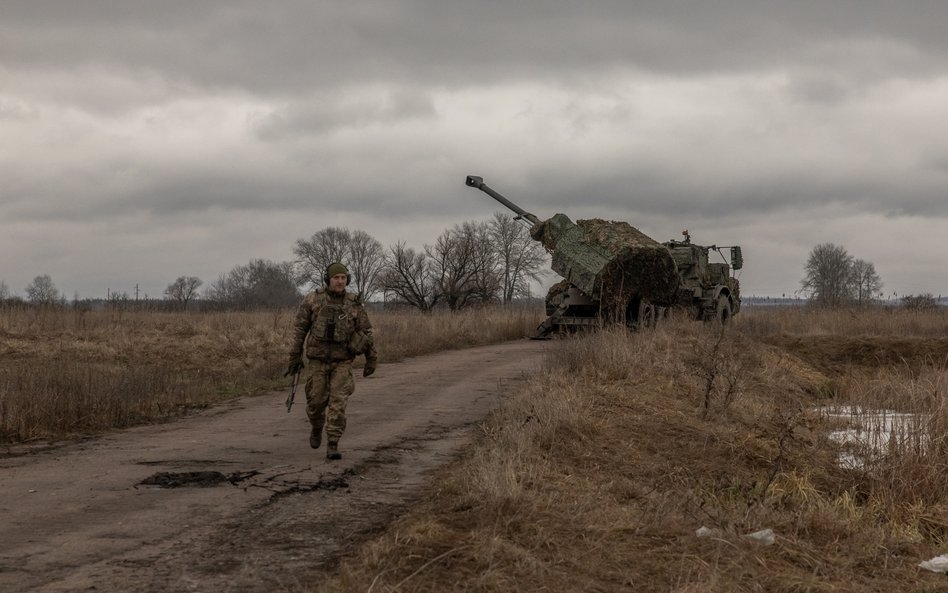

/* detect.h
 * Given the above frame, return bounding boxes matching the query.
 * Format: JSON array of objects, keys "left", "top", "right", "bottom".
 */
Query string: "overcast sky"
[{"left": 3, "top": 1, "right": 947, "bottom": 301}]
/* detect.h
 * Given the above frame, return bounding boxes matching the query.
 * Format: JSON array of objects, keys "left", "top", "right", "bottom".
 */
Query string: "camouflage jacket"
[{"left": 288, "top": 288, "right": 376, "bottom": 363}]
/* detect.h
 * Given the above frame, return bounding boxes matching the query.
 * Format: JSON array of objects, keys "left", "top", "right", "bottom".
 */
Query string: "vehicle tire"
[
  {"left": 715, "top": 297, "right": 732, "bottom": 325},
  {"left": 639, "top": 299, "right": 658, "bottom": 329},
  {"left": 627, "top": 298, "right": 657, "bottom": 330}
]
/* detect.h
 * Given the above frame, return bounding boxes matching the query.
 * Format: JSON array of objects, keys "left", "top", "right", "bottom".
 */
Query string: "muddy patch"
[{"left": 138, "top": 470, "right": 260, "bottom": 488}]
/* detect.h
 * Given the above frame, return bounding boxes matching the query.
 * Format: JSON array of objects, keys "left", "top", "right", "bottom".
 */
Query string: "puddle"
[
  {"left": 138, "top": 470, "right": 259, "bottom": 488},
  {"left": 819, "top": 405, "right": 928, "bottom": 469},
  {"left": 137, "top": 459, "right": 240, "bottom": 467}
]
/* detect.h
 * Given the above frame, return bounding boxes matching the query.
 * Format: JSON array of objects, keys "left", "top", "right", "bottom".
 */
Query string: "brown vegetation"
[
  {"left": 6, "top": 302, "right": 948, "bottom": 590},
  {"left": 0, "top": 304, "right": 542, "bottom": 443},
  {"left": 318, "top": 305, "right": 948, "bottom": 592}
]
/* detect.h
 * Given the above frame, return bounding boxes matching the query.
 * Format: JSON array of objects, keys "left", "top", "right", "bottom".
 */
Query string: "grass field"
[
  {"left": 0, "top": 303, "right": 542, "bottom": 442},
  {"left": 317, "top": 306, "right": 948, "bottom": 592},
  {"left": 5, "top": 303, "right": 948, "bottom": 591}
]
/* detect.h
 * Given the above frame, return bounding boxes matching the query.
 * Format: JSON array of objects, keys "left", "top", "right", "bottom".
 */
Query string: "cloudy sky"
[{"left": 3, "top": 1, "right": 947, "bottom": 301}]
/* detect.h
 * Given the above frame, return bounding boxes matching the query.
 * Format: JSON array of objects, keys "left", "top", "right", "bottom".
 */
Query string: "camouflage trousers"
[{"left": 304, "top": 359, "right": 354, "bottom": 442}]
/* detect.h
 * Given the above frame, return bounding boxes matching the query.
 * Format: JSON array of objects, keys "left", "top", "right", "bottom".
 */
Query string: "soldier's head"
[{"left": 324, "top": 262, "right": 350, "bottom": 294}]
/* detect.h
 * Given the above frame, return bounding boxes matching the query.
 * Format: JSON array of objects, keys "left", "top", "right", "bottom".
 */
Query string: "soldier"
[{"left": 285, "top": 262, "right": 378, "bottom": 460}]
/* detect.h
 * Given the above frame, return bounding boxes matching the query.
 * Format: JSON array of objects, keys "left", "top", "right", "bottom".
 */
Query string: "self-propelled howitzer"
[{"left": 465, "top": 175, "right": 742, "bottom": 337}]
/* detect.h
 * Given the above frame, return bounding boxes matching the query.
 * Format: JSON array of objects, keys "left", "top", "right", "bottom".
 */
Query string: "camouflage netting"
[
  {"left": 578, "top": 219, "right": 680, "bottom": 307},
  {"left": 531, "top": 215, "right": 679, "bottom": 309},
  {"left": 544, "top": 278, "right": 572, "bottom": 315}
]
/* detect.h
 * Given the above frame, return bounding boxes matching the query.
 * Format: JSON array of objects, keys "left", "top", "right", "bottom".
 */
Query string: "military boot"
[
  {"left": 326, "top": 441, "right": 342, "bottom": 460},
  {"left": 309, "top": 426, "right": 322, "bottom": 449}
]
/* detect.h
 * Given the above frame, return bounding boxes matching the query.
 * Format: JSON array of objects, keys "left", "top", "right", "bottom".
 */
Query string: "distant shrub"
[{"left": 901, "top": 293, "right": 938, "bottom": 310}]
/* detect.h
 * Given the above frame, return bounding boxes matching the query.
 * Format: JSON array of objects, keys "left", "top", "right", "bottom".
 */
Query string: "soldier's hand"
[
  {"left": 284, "top": 360, "right": 304, "bottom": 377},
  {"left": 363, "top": 357, "right": 377, "bottom": 377}
]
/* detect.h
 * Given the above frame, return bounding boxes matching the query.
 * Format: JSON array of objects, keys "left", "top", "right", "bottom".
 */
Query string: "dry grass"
[
  {"left": 0, "top": 304, "right": 542, "bottom": 443},
  {"left": 739, "top": 305, "right": 948, "bottom": 339},
  {"left": 7, "top": 301, "right": 948, "bottom": 589},
  {"left": 319, "top": 307, "right": 948, "bottom": 592}
]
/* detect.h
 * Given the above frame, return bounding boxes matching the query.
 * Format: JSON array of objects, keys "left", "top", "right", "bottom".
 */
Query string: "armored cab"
[
  {"left": 663, "top": 232, "right": 742, "bottom": 324},
  {"left": 465, "top": 175, "right": 742, "bottom": 336}
]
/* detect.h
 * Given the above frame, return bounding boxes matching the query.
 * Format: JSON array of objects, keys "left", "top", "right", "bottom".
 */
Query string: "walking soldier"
[{"left": 285, "top": 262, "right": 377, "bottom": 460}]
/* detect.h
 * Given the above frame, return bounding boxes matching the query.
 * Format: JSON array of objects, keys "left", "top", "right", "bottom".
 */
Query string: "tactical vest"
[
  {"left": 311, "top": 295, "right": 355, "bottom": 344},
  {"left": 305, "top": 291, "right": 360, "bottom": 361}
]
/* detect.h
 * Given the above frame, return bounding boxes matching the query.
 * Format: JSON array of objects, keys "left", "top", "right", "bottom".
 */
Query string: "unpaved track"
[{"left": 0, "top": 339, "right": 547, "bottom": 593}]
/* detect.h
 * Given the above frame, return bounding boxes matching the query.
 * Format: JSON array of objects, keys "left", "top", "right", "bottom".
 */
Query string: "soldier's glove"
[
  {"left": 363, "top": 356, "right": 377, "bottom": 378},
  {"left": 284, "top": 360, "right": 304, "bottom": 377}
]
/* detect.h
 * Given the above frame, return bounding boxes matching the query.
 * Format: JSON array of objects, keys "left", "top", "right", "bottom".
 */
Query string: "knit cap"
[{"left": 326, "top": 262, "right": 348, "bottom": 278}]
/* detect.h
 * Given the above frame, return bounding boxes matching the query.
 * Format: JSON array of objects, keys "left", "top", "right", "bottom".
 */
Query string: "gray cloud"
[
  {"left": 5, "top": 2, "right": 948, "bottom": 95},
  {"left": 2, "top": 1, "right": 947, "bottom": 299},
  {"left": 251, "top": 89, "right": 437, "bottom": 141}
]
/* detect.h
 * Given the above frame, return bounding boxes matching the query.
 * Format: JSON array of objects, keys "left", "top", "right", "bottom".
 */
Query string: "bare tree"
[
  {"left": 801, "top": 244, "right": 884, "bottom": 308},
  {"left": 0, "top": 280, "right": 9, "bottom": 301},
  {"left": 801, "top": 243, "right": 853, "bottom": 307},
  {"left": 25, "top": 274, "right": 60, "bottom": 305},
  {"left": 293, "top": 227, "right": 350, "bottom": 288},
  {"left": 108, "top": 290, "right": 130, "bottom": 310},
  {"left": 378, "top": 242, "right": 439, "bottom": 311},
  {"left": 427, "top": 221, "right": 500, "bottom": 311},
  {"left": 293, "top": 227, "right": 385, "bottom": 300},
  {"left": 488, "top": 212, "right": 548, "bottom": 302},
  {"left": 206, "top": 260, "right": 300, "bottom": 309},
  {"left": 346, "top": 230, "right": 386, "bottom": 301},
  {"left": 377, "top": 215, "right": 547, "bottom": 312},
  {"left": 164, "top": 276, "right": 203, "bottom": 308},
  {"left": 851, "top": 259, "right": 883, "bottom": 304}
]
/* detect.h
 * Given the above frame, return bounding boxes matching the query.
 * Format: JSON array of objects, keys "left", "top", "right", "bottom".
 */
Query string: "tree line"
[
  {"left": 286, "top": 212, "right": 547, "bottom": 310},
  {"left": 799, "top": 244, "right": 943, "bottom": 309},
  {"left": 6, "top": 235, "right": 939, "bottom": 312},
  {"left": 1, "top": 212, "right": 548, "bottom": 311}
]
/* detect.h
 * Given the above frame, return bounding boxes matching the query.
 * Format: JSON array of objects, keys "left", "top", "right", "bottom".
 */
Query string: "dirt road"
[{"left": 0, "top": 339, "right": 547, "bottom": 593}]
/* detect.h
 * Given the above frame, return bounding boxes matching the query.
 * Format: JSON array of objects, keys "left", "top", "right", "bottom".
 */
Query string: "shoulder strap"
[{"left": 310, "top": 289, "right": 328, "bottom": 315}]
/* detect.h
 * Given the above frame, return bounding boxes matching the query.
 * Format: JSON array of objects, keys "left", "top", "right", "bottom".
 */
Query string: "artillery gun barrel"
[
  {"left": 465, "top": 175, "right": 541, "bottom": 225},
  {"left": 464, "top": 173, "right": 681, "bottom": 309}
]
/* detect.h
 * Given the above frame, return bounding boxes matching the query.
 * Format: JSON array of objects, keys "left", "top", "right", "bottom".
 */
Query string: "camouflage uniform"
[{"left": 288, "top": 282, "right": 377, "bottom": 457}]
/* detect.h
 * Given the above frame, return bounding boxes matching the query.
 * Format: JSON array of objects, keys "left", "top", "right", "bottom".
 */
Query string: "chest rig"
[{"left": 311, "top": 293, "right": 355, "bottom": 343}]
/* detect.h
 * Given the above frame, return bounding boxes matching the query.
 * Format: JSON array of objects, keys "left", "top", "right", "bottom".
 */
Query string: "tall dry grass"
[
  {"left": 321, "top": 308, "right": 948, "bottom": 592},
  {"left": 739, "top": 304, "right": 948, "bottom": 338},
  {"left": 0, "top": 304, "right": 542, "bottom": 443}
]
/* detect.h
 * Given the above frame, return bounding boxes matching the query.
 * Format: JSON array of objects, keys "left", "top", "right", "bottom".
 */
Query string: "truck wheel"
[
  {"left": 715, "top": 298, "right": 732, "bottom": 325},
  {"left": 640, "top": 300, "right": 658, "bottom": 328},
  {"left": 627, "top": 298, "right": 657, "bottom": 330}
]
